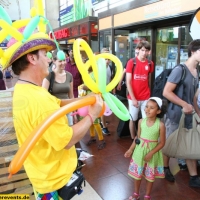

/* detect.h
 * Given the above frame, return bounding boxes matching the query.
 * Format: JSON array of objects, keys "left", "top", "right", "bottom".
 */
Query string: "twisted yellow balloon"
[
  {"left": 8, "top": 39, "right": 129, "bottom": 177},
  {"left": 73, "top": 39, "right": 129, "bottom": 120}
]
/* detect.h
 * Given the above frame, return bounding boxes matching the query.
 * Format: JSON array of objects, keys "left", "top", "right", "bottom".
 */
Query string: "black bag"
[
  {"left": 117, "top": 119, "right": 130, "bottom": 137},
  {"left": 48, "top": 71, "right": 55, "bottom": 94},
  {"left": 58, "top": 171, "right": 85, "bottom": 200},
  {"left": 115, "top": 81, "right": 127, "bottom": 100},
  {"left": 151, "top": 64, "right": 186, "bottom": 99}
]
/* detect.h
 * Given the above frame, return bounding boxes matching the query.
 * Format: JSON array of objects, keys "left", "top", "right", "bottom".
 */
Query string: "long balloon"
[{"left": 8, "top": 96, "right": 104, "bottom": 177}]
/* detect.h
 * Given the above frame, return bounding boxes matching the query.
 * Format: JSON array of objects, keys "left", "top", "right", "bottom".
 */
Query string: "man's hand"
[
  {"left": 88, "top": 94, "right": 104, "bottom": 121},
  {"left": 132, "top": 99, "right": 139, "bottom": 108},
  {"left": 182, "top": 103, "right": 193, "bottom": 114}
]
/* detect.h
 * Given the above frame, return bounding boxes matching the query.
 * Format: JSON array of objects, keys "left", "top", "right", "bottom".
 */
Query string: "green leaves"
[{"left": 74, "top": 0, "right": 89, "bottom": 21}]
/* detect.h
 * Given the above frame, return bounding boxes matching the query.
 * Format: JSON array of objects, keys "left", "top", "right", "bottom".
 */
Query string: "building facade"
[{"left": 98, "top": 0, "right": 199, "bottom": 81}]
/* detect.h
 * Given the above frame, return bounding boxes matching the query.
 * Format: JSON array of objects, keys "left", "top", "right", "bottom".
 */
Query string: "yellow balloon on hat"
[
  {"left": 0, "top": 29, "right": 8, "bottom": 43},
  {"left": 12, "top": 19, "right": 31, "bottom": 29},
  {"left": 4, "top": 42, "right": 21, "bottom": 59},
  {"left": 0, "top": 19, "right": 23, "bottom": 41}
]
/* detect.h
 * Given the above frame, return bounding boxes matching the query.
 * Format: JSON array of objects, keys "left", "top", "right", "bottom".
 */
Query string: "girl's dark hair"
[
  {"left": 12, "top": 50, "right": 39, "bottom": 75},
  {"left": 149, "top": 99, "right": 168, "bottom": 118}
]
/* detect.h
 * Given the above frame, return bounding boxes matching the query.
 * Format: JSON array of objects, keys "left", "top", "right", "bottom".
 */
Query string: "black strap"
[
  {"left": 48, "top": 71, "right": 55, "bottom": 94},
  {"left": 174, "top": 64, "right": 186, "bottom": 87},
  {"left": 132, "top": 57, "right": 151, "bottom": 74}
]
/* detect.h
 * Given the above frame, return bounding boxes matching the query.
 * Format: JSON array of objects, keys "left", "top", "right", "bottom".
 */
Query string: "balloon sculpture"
[
  {"left": 189, "top": 7, "right": 200, "bottom": 40},
  {"left": 5, "top": 1, "right": 130, "bottom": 177}
]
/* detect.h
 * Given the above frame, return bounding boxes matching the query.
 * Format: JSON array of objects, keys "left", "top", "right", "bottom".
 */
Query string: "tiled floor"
[
  {"left": 78, "top": 113, "right": 200, "bottom": 200},
  {"left": 5, "top": 76, "right": 200, "bottom": 200}
]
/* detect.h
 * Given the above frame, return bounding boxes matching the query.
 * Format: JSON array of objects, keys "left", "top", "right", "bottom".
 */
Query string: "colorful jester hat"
[
  {"left": 0, "top": 0, "right": 65, "bottom": 70},
  {"left": 189, "top": 7, "right": 200, "bottom": 39}
]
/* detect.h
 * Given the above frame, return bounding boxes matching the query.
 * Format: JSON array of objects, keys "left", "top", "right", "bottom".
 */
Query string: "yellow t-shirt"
[{"left": 13, "top": 84, "right": 77, "bottom": 193}]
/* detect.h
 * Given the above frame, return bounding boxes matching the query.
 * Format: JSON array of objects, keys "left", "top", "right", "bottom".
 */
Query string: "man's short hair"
[
  {"left": 188, "top": 39, "right": 200, "bottom": 57},
  {"left": 101, "top": 48, "right": 109, "bottom": 53},
  {"left": 136, "top": 41, "right": 151, "bottom": 51},
  {"left": 12, "top": 50, "right": 39, "bottom": 75}
]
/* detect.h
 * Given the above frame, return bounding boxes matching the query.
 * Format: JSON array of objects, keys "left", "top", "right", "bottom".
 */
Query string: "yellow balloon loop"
[
  {"left": 95, "top": 53, "right": 123, "bottom": 92},
  {"left": 73, "top": 39, "right": 99, "bottom": 93}
]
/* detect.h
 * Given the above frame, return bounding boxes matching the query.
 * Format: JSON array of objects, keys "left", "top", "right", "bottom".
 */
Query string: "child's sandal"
[
  {"left": 129, "top": 192, "right": 140, "bottom": 200},
  {"left": 144, "top": 195, "right": 151, "bottom": 200}
]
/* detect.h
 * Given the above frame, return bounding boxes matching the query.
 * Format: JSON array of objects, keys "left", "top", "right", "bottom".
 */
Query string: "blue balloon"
[
  {"left": 57, "top": 50, "right": 65, "bottom": 61},
  {"left": 23, "top": 16, "right": 40, "bottom": 39},
  {"left": 0, "top": 6, "right": 12, "bottom": 25}
]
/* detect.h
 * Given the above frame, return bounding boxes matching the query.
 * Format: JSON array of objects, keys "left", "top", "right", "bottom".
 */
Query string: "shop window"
[
  {"left": 180, "top": 26, "right": 193, "bottom": 64},
  {"left": 99, "top": 30, "right": 111, "bottom": 52},
  {"left": 155, "top": 27, "right": 179, "bottom": 78},
  {"left": 114, "top": 29, "right": 151, "bottom": 67},
  {"left": 155, "top": 25, "right": 193, "bottom": 78}
]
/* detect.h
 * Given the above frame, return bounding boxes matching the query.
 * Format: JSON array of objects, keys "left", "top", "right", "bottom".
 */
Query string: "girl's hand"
[
  {"left": 144, "top": 152, "right": 153, "bottom": 162},
  {"left": 124, "top": 149, "right": 133, "bottom": 158}
]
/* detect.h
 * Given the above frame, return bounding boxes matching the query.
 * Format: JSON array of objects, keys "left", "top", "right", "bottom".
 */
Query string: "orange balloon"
[{"left": 8, "top": 96, "right": 105, "bottom": 177}]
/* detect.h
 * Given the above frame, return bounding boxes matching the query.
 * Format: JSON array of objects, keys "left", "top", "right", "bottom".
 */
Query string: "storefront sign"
[
  {"left": 80, "top": 23, "right": 88, "bottom": 35},
  {"left": 70, "top": 26, "right": 79, "bottom": 37},
  {"left": 53, "top": 28, "right": 70, "bottom": 39}
]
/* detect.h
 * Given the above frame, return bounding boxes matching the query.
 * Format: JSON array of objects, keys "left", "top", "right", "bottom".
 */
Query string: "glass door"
[
  {"left": 155, "top": 25, "right": 193, "bottom": 78},
  {"left": 155, "top": 27, "right": 179, "bottom": 78}
]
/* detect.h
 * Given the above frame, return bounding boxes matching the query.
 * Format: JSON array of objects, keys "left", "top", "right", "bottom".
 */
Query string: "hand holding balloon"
[{"left": 72, "top": 102, "right": 112, "bottom": 117}]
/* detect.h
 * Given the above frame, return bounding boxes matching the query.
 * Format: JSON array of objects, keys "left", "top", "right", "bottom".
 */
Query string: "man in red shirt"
[{"left": 126, "top": 41, "right": 154, "bottom": 139}]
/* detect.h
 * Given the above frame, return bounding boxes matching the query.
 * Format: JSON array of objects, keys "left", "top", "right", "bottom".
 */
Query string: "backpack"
[
  {"left": 132, "top": 57, "right": 152, "bottom": 73},
  {"left": 5, "top": 70, "right": 11, "bottom": 78},
  {"left": 151, "top": 64, "right": 186, "bottom": 99}
]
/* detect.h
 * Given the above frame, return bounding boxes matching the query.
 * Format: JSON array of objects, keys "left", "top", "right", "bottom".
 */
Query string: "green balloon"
[
  {"left": 103, "top": 93, "right": 129, "bottom": 121},
  {"left": 47, "top": 52, "right": 52, "bottom": 59},
  {"left": 97, "top": 58, "right": 106, "bottom": 94}
]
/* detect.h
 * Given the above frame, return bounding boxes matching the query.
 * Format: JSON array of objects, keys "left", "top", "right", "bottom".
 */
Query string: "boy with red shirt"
[{"left": 126, "top": 41, "right": 154, "bottom": 139}]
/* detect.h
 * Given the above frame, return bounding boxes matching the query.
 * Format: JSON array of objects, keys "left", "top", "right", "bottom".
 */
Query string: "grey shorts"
[{"left": 164, "top": 116, "right": 178, "bottom": 139}]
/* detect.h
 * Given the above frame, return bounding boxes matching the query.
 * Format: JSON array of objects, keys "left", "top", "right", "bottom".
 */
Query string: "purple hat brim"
[{"left": 7, "top": 38, "right": 56, "bottom": 68}]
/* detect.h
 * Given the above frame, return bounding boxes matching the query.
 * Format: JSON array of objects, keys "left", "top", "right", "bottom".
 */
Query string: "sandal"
[
  {"left": 98, "top": 140, "right": 106, "bottom": 150},
  {"left": 87, "top": 138, "right": 96, "bottom": 145},
  {"left": 144, "top": 195, "right": 151, "bottom": 200},
  {"left": 129, "top": 192, "right": 140, "bottom": 200}
]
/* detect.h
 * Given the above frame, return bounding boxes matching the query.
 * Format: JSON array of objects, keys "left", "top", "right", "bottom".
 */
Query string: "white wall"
[{"left": 4, "top": 0, "right": 31, "bottom": 20}]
